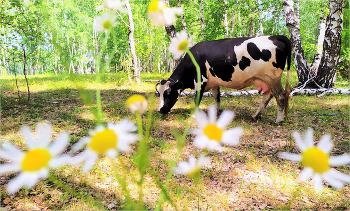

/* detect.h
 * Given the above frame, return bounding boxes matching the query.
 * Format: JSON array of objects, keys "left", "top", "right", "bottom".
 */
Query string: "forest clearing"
[{"left": 1, "top": 0, "right": 349, "bottom": 210}]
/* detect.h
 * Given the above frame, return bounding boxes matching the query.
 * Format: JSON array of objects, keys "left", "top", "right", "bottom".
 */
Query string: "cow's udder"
[{"left": 253, "top": 79, "right": 270, "bottom": 93}]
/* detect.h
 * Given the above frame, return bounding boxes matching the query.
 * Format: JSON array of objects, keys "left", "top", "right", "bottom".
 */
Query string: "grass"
[{"left": 0, "top": 71, "right": 349, "bottom": 210}]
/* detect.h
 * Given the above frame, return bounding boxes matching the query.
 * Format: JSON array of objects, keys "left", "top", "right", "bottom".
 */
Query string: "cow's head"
[{"left": 155, "top": 79, "right": 183, "bottom": 114}]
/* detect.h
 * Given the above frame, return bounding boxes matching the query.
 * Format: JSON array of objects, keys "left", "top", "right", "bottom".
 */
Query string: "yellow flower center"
[
  {"left": 102, "top": 20, "right": 113, "bottom": 29},
  {"left": 126, "top": 95, "right": 146, "bottom": 106},
  {"left": 88, "top": 129, "right": 117, "bottom": 155},
  {"left": 148, "top": 1, "right": 160, "bottom": 12},
  {"left": 178, "top": 40, "right": 189, "bottom": 51},
  {"left": 188, "top": 166, "right": 200, "bottom": 178},
  {"left": 302, "top": 147, "right": 329, "bottom": 173},
  {"left": 21, "top": 149, "right": 51, "bottom": 172},
  {"left": 203, "top": 124, "right": 223, "bottom": 142}
]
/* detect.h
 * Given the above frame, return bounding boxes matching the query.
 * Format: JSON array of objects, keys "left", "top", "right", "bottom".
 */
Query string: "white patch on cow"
[
  {"left": 158, "top": 81, "right": 170, "bottom": 110},
  {"left": 194, "top": 79, "right": 198, "bottom": 91},
  {"left": 234, "top": 36, "right": 277, "bottom": 73},
  {"left": 193, "top": 75, "right": 208, "bottom": 91}
]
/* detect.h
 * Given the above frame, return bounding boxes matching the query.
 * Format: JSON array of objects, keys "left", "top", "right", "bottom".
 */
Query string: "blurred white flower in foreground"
[
  {"left": 168, "top": 30, "right": 193, "bottom": 60},
  {"left": 97, "top": 0, "right": 126, "bottom": 12},
  {"left": 0, "top": 123, "right": 70, "bottom": 194},
  {"left": 174, "top": 154, "right": 209, "bottom": 179},
  {"left": 70, "top": 121, "right": 138, "bottom": 172},
  {"left": 279, "top": 128, "right": 350, "bottom": 192},
  {"left": 126, "top": 94, "right": 148, "bottom": 114},
  {"left": 147, "top": 0, "right": 182, "bottom": 27},
  {"left": 93, "top": 13, "right": 117, "bottom": 32},
  {"left": 192, "top": 105, "right": 243, "bottom": 151}
]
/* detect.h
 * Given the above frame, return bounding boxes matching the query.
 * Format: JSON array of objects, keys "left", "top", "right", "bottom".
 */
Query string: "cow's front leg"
[
  {"left": 252, "top": 90, "right": 272, "bottom": 121},
  {"left": 194, "top": 82, "right": 207, "bottom": 106},
  {"left": 211, "top": 86, "right": 221, "bottom": 112}
]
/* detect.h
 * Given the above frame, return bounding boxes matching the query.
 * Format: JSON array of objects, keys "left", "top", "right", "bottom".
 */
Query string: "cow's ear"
[{"left": 171, "top": 81, "right": 183, "bottom": 90}]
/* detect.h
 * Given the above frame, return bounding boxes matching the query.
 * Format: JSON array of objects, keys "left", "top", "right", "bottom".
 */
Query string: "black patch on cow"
[
  {"left": 239, "top": 56, "right": 251, "bottom": 70},
  {"left": 160, "top": 79, "right": 167, "bottom": 85},
  {"left": 232, "top": 52, "right": 238, "bottom": 66},
  {"left": 247, "top": 42, "right": 261, "bottom": 60},
  {"left": 272, "top": 48, "right": 286, "bottom": 70},
  {"left": 269, "top": 36, "right": 288, "bottom": 70},
  {"left": 209, "top": 66, "right": 216, "bottom": 77},
  {"left": 261, "top": 49, "right": 271, "bottom": 62},
  {"left": 213, "top": 62, "right": 235, "bottom": 82}
]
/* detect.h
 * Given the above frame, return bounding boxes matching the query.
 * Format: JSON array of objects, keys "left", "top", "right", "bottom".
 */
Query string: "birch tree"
[
  {"left": 125, "top": 0, "right": 140, "bottom": 83},
  {"left": 283, "top": 0, "right": 345, "bottom": 88}
]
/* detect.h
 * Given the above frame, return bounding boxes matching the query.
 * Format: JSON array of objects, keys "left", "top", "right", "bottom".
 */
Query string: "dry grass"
[{"left": 1, "top": 73, "right": 349, "bottom": 210}]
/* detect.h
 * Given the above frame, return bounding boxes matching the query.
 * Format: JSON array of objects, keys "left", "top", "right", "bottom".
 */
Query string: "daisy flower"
[
  {"left": 93, "top": 13, "right": 117, "bottom": 32},
  {"left": 69, "top": 121, "right": 138, "bottom": 172},
  {"left": 97, "top": 0, "right": 126, "bottom": 12},
  {"left": 147, "top": 0, "right": 183, "bottom": 27},
  {"left": 192, "top": 105, "right": 243, "bottom": 151},
  {"left": 279, "top": 128, "right": 350, "bottom": 192},
  {"left": 0, "top": 123, "right": 70, "bottom": 194},
  {"left": 174, "top": 154, "right": 209, "bottom": 179},
  {"left": 168, "top": 30, "right": 193, "bottom": 59},
  {"left": 126, "top": 94, "right": 148, "bottom": 114}
]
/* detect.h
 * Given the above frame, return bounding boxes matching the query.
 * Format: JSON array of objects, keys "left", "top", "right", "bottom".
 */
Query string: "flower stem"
[{"left": 186, "top": 50, "right": 201, "bottom": 108}]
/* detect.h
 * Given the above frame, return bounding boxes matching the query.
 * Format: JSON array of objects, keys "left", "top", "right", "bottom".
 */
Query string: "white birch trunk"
[
  {"left": 283, "top": 0, "right": 311, "bottom": 85},
  {"left": 310, "top": 13, "right": 326, "bottom": 77},
  {"left": 315, "top": 0, "right": 344, "bottom": 88},
  {"left": 223, "top": 0, "right": 228, "bottom": 37},
  {"left": 200, "top": 0, "right": 205, "bottom": 40},
  {"left": 125, "top": 0, "right": 140, "bottom": 83}
]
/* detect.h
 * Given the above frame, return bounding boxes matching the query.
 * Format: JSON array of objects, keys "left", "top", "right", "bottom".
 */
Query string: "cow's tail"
[{"left": 283, "top": 37, "right": 292, "bottom": 119}]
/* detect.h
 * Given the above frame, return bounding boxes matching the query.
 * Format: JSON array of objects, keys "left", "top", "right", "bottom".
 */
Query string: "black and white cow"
[{"left": 156, "top": 35, "right": 291, "bottom": 123}]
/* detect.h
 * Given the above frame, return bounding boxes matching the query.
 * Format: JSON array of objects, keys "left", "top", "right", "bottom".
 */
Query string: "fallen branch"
[{"left": 173, "top": 88, "right": 350, "bottom": 97}]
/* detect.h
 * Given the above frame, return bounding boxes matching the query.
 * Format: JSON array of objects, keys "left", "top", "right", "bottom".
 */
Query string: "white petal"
[
  {"left": 194, "top": 109, "right": 209, "bottom": 128},
  {"left": 49, "top": 154, "right": 70, "bottom": 168},
  {"left": 207, "top": 140, "right": 222, "bottom": 151},
  {"left": 221, "top": 127, "right": 243, "bottom": 146},
  {"left": 299, "top": 167, "right": 313, "bottom": 182},
  {"left": 292, "top": 131, "right": 307, "bottom": 152},
  {"left": 279, "top": 152, "right": 302, "bottom": 162},
  {"left": 197, "top": 154, "right": 210, "bottom": 167},
  {"left": 304, "top": 128, "right": 314, "bottom": 148},
  {"left": 188, "top": 156, "right": 196, "bottom": 166},
  {"left": 49, "top": 132, "right": 69, "bottom": 156},
  {"left": 0, "top": 163, "right": 21, "bottom": 175},
  {"left": 82, "top": 153, "right": 98, "bottom": 173},
  {"left": 36, "top": 123, "right": 52, "bottom": 148},
  {"left": 69, "top": 150, "right": 90, "bottom": 165},
  {"left": 24, "top": 173, "right": 40, "bottom": 188},
  {"left": 317, "top": 134, "right": 333, "bottom": 154},
  {"left": 0, "top": 149, "right": 22, "bottom": 161},
  {"left": 208, "top": 105, "right": 217, "bottom": 123},
  {"left": 329, "top": 154, "right": 350, "bottom": 166},
  {"left": 21, "top": 126, "right": 36, "bottom": 149},
  {"left": 2, "top": 142, "right": 23, "bottom": 157},
  {"left": 313, "top": 173, "right": 324, "bottom": 192},
  {"left": 193, "top": 136, "right": 209, "bottom": 149},
  {"left": 106, "top": 149, "right": 117, "bottom": 158},
  {"left": 7, "top": 173, "right": 28, "bottom": 194},
  {"left": 328, "top": 168, "right": 350, "bottom": 183},
  {"left": 71, "top": 137, "right": 91, "bottom": 153},
  {"left": 216, "top": 110, "right": 234, "bottom": 128},
  {"left": 322, "top": 171, "right": 344, "bottom": 190}
]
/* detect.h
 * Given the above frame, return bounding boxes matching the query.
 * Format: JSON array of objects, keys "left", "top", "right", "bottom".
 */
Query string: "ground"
[{"left": 0, "top": 73, "right": 349, "bottom": 210}]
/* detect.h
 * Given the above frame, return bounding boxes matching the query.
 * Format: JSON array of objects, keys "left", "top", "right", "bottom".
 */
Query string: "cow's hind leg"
[
  {"left": 252, "top": 90, "right": 273, "bottom": 121},
  {"left": 270, "top": 82, "right": 286, "bottom": 123},
  {"left": 211, "top": 86, "right": 221, "bottom": 112}
]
